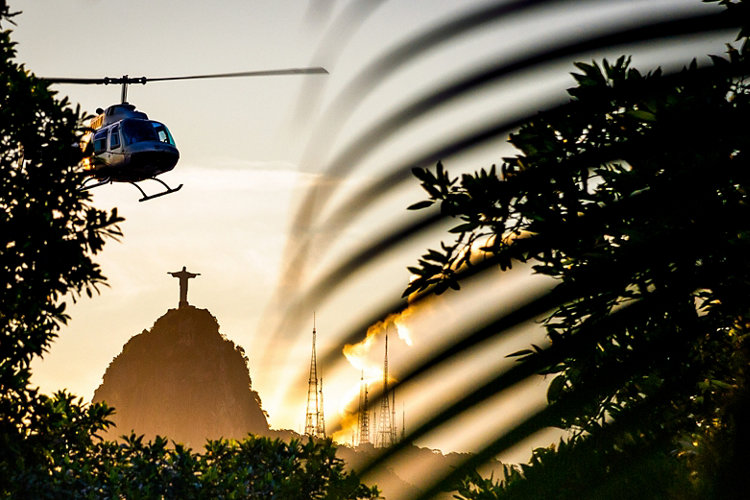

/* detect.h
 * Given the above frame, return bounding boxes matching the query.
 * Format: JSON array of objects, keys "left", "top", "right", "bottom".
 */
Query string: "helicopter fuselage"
[
  {"left": 87, "top": 103, "right": 179, "bottom": 182},
  {"left": 49, "top": 67, "right": 327, "bottom": 201}
]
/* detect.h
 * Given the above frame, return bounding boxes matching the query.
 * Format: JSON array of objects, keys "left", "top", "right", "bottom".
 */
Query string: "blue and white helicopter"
[{"left": 45, "top": 68, "right": 327, "bottom": 201}]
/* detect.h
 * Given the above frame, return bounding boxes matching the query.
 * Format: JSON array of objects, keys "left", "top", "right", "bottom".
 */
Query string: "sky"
[{"left": 12, "top": 0, "right": 736, "bottom": 464}]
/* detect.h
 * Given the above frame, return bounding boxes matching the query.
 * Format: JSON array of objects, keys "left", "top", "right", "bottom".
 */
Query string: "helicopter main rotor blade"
[
  {"left": 42, "top": 67, "right": 328, "bottom": 86},
  {"left": 42, "top": 77, "right": 132, "bottom": 85},
  {"left": 145, "top": 67, "right": 328, "bottom": 82}
]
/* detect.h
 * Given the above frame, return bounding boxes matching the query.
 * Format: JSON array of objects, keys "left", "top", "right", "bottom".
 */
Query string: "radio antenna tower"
[
  {"left": 391, "top": 384, "right": 397, "bottom": 444},
  {"left": 357, "top": 370, "right": 370, "bottom": 446},
  {"left": 304, "top": 314, "right": 325, "bottom": 438},
  {"left": 375, "top": 333, "right": 394, "bottom": 448},
  {"left": 319, "top": 377, "right": 326, "bottom": 437},
  {"left": 402, "top": 402, "right": 406, "bottom": 440}
]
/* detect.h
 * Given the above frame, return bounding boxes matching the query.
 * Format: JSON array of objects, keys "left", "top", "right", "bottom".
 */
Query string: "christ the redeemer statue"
[{"left": 168, "top": 266, "right": 200, "bottom": 308}]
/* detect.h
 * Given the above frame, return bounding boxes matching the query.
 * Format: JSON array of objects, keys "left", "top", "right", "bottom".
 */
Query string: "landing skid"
[
  {"left": 80, "top": 176, "right": 182, "bottom": 201},
  {"left": 131, "top": 177, "right": 183, "bottom": 202},
  {"left": 80, "top": 177, "right": 112, "bottom": 191}
]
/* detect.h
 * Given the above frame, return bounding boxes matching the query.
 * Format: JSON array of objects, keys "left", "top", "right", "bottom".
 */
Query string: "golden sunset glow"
[
  {"left": 79, "top": 155, "right": 93, "bottom": 171},
  {"left": 342, "top": 306, "right": 418, "bottom": 379},
  {"left": 17, "top": 1, "right": 734, "bottom": 482},
  {"left": 333, "top": 305, "right": 419, "bottom": 445},
  {"left": 331, "top": 405, "right": 360, "bottom": 444},
  {"left": 342, "top": 327, "right": 383, "bottom": 380}
]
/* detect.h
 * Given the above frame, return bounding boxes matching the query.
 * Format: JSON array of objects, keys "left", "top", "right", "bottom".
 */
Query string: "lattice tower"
[
  {"left": 357, "top": 370, "right": 370, "bottom": 446},
  {"left": 375, "top": 334, "right": 393, "bottom": 448},
  {"left": 304, "top": 316, "right": 325, "bottom": 438},
  {"left": 318, "top": 378, "right": 326, "bottom": 437},
  {"left": 402, "top": 403, "right": 406, "bottom": 440},
  {"left": 391, "top": 385, "right": 397, "bottom": 444}
]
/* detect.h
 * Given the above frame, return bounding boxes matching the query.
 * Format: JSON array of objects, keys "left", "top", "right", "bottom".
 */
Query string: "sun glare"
[{"left": 333, "top": 306, "right": 421, "bottom": 444}]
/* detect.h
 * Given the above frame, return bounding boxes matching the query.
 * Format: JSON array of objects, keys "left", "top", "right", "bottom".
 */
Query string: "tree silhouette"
[
  {"left": 408, "top": 51, "right": 750, "bottom": 499},
  {"left": 0, "top": 15, "right": 123, "bottom": 493}
]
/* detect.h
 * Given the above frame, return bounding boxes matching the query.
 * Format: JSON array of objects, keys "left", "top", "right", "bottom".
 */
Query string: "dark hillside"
[{"left": 93, "top": 305, "right": 269, "bottom": 446}]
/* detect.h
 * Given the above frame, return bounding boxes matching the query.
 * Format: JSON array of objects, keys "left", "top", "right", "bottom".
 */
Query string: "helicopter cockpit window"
[
  {"left": 120, "top": 119, "right": 176, "bottom": 146},
  {"left": 121, "top": 119, "right": 159, "bottom": 145},
  {"left": 109, "top": 125, "right": 121, "bottom": 150},
  {"left": 151, "top": 122, "right": 175, "bottom": 146},
  {"left": 93, "top": 129, "right": 108, "bottom": 154}
]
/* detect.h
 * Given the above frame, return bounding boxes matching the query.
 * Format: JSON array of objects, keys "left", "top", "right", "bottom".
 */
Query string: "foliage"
[
  {"left": 0, "top": 17, "right": 122, "bottom": 495},
  {"left": 408, "top": 26, "right": 750, "bottom": 500},
  {"left": 0, "top": 27, "right": 122, "bottom": 390},
  {"left": 8, "top": 427, "right": 378, "bottom": 500},
  {"left": 0, "top": 15, "right": 379, "bottom": 500},
  {"left": 452, "top": 436, "right": 694, "bottom": 500},
  {"left": 6, "top": 401, "right": 379, "bottom": 499}
]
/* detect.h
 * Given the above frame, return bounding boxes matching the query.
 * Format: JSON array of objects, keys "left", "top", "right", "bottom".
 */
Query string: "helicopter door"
[
  {"left": 91, "top": 128, "right": 109, "bottom": 168},
  {"left": 109, "top": 124, "right": 120, "bottom": 149},
  {"left": 108, "top": 124, "right": 125, "bottom": 167},
  {"left": 93, "top": 129, "right": 107, "bottom": 155}
]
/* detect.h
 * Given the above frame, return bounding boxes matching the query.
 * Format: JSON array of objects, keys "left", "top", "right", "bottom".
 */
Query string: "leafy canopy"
[{"left": 407, "top": 34, "right": 750, "bottom": 500}]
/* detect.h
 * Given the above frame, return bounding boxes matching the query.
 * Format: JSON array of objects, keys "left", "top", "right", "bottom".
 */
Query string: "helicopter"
[{"left": 45, "top": 68, "right": 328, "bottom": 201}]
